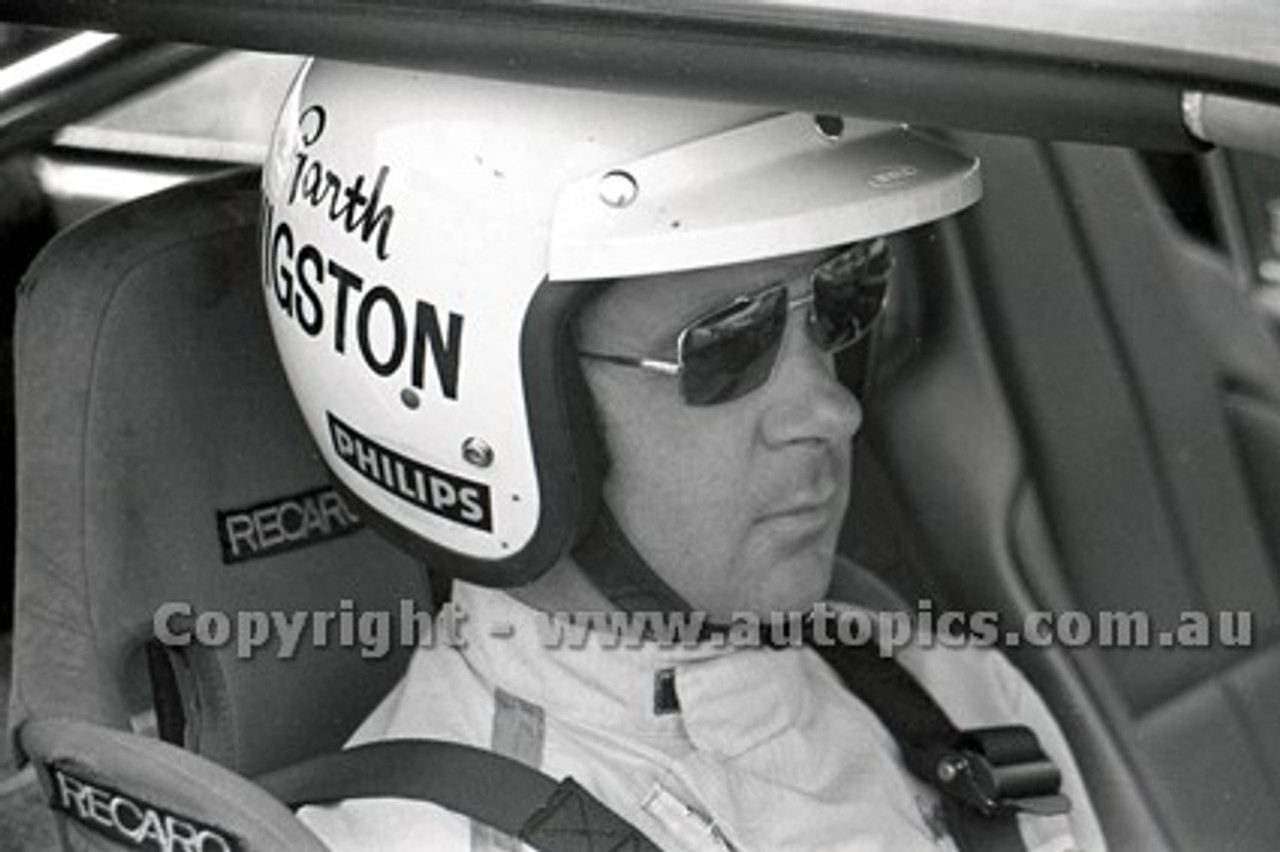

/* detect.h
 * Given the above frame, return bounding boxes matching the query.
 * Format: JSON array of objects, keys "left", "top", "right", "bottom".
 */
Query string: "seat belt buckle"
[{"left": 929, "top": 726, "right": 1072, "bottom": 818}]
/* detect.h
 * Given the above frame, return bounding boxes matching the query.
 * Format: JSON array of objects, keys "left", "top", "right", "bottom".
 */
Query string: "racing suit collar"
[{"left": 451, "top": 582, "right": 815, "bottom": 757}]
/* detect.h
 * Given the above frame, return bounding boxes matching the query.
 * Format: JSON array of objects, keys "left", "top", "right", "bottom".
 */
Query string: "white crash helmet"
[{"left": 262, "top": 59, "right": 980, "bottom": 599}]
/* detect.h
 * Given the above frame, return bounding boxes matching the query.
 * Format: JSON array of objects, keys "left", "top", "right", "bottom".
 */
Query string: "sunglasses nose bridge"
[
  {"left": 784, "top": 290, "right": 844, "bottom": 359},
  {"left": 775, "top": 300, "right": 840, "bottom": 383}
]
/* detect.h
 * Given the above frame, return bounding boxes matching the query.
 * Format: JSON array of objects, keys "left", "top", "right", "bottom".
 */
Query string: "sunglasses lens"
[
  {"left": 681, "top": 287, "right": 789, "bottom": 406},
  {"left": 810, "top": 239, "right": 892, "bottom": 351},
  {"left": 666, "top": 240, "right": 892, "bottom": 406}
]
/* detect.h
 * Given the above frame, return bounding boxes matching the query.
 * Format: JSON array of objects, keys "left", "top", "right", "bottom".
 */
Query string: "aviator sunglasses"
[{"left": 578, "top": 238, "right": 893, "bottom": 406}]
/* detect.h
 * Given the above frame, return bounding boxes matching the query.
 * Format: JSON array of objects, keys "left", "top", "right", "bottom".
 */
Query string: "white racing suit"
[{"left": 302, "top": 583, "right": 1106, "bottom": 851}]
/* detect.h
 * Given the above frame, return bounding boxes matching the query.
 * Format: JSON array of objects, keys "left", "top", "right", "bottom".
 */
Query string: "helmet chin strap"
[
  {"left": 571, "top": 501, "right": 697, "bottom": 617},
  {"left": 562, "top": 282, "right": 718, "bottom": 625},
  {"left": 571, "top": 503, "right": 799, "bottom": 649}
]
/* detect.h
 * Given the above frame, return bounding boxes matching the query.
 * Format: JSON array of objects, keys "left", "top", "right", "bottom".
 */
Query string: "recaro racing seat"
[
  {"left": 849, "top": 135, "right": 1280, "bottom": 852},
  {"left": 9, "top": 166, "right": 429, "bottom": 847}
]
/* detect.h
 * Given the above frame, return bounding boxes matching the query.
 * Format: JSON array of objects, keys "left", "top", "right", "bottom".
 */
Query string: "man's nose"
[{"left": 760, "top": 317, "right": 863, "bottom": 447}]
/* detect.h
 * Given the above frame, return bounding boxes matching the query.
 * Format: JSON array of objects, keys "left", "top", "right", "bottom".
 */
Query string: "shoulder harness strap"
[
  {"left": 256, "top": 738, "right": 661, "bottom": 852},
  {"left": 809, "top": 638, "right": 1071, "bottom": 852}
]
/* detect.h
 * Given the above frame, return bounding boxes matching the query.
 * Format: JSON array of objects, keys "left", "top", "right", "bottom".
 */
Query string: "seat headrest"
[{"left": 12, "top": 167, "right": 429, "bottom": 776}]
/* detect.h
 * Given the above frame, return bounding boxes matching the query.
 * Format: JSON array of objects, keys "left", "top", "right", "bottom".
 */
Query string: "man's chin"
[{"left": 744, "top": 551, "right": 835, "bottom": 619}]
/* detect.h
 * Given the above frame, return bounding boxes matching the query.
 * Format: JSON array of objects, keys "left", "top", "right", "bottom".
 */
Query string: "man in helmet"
[{"left": 263, "top": 60, "right": 1105, "bottom": 851}]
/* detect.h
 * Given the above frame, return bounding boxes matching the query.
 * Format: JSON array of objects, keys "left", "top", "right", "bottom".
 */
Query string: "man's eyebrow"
[{"left": 575, "top": 289, "right": 678, "bottom": 357}]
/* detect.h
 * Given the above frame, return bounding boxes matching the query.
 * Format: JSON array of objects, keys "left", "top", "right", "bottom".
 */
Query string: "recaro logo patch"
[
  {"left": 47, "top": 765, "right": 244, "bottom": 852},
  {"left": 217, "top": 485, "right": 362, "bottom": 565}
]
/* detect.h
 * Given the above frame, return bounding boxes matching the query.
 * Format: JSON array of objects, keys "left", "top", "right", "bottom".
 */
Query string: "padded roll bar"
[
  {"left": 0, "top": 30, "right": 218, "bottom": 159},
  {"left": 2, "top": 1, "right": 1279, "bottom": 151}
]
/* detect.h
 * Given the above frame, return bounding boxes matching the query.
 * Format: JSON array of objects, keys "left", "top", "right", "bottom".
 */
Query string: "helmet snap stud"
[
  {"left": 462, "top": 437, "right": 495, "bottom": 468},
  {"left": 936, "top": 755, "right": 968, "bottom": 784},
  {"left": 401, "top": 388, "right": 421, "bottom": 410},
  {"left": 598, "top": 170, "right": 639, "bottom": 208},
  {"left": 814, "top": 115, "right": 845, "bottom": 142}
]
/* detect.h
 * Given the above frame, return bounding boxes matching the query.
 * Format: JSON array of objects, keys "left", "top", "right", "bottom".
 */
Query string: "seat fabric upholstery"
[{"left": 11, "top": 167, "right": 428, "bottom": 777}]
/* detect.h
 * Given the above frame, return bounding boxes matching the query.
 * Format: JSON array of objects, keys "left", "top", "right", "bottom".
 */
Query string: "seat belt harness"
[
  {"left": 810, "top": 638, "right": 1070, "bottom": 852},
  {"left": 256, "top": 738, "right": 662, "bottom": 852},
  {"left": 251, "top": 629, "right": 1068, "bottom": 852}
]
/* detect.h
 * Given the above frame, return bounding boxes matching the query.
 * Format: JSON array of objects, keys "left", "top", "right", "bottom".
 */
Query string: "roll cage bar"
[
  {"left": 2, "top": 1, "right": 1279, "bottom": 154},
  {"left": 0, "top": 30, "right": 219, "bottom": 161}
]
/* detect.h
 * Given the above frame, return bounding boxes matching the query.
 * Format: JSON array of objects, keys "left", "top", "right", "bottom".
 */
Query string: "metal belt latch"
[{"left": 925, "top": 726, "right": 1071, "bottom": 818}]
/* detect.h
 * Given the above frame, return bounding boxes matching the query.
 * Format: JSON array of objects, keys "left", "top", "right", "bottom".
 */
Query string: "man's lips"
[
  {"left": 758, "top": 484, "right": 841, "bottom": 524},
  {"left": 757, "top": 452, "right": 848, "bottom": 525}
]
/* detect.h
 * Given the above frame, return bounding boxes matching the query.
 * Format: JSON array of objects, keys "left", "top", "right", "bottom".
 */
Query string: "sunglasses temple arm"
[{"left": 578, "top": 350, "right": 683, "bottom": 376}]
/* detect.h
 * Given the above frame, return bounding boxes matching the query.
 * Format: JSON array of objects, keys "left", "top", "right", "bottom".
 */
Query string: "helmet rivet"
[
  {"left": 400, "top": 388, "right": 421, "bottom": 410},
  {"left": 462, "top": 437, "right": 494, "bottom": 468},
  {"left": 598, "top": 170, "right": 639, "bottom": 208},
  {"left": 814, "top": 114, "right": 845, "bottom": 142}
]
